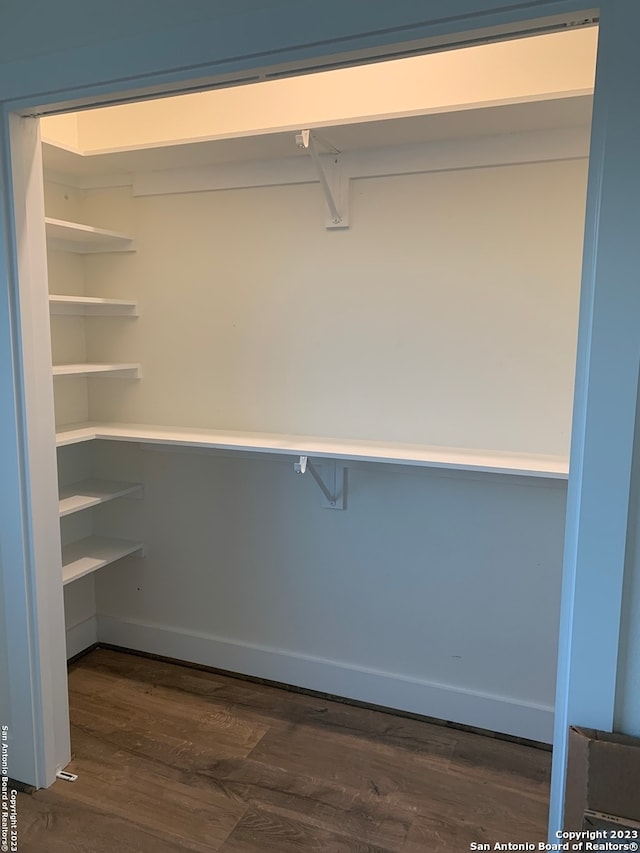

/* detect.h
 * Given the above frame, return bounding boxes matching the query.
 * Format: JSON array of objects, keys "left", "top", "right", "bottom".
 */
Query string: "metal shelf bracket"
[
  {"left": 294, "top": 455, "right": 348, "bottom": 510},
  {"left": 295, "top": 129, "right": 349, "bottom": 229}
]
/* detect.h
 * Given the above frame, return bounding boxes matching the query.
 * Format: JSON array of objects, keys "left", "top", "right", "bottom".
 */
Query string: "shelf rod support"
[
  {"left": 295, "top": 130, "right": 349, "bottom": 229},
  {"left": 294, "top": 455, "right": 347, "bottom": 510}
]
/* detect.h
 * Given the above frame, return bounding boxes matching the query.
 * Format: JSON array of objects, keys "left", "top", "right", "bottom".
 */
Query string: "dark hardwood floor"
[{"left": 16, "top": 648, "right": 551, "bottom": 851}]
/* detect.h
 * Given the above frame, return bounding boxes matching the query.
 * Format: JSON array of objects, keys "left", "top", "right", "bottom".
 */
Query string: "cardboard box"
[{"left": 565, "top": 726, "right": 640, "bottom": 830}]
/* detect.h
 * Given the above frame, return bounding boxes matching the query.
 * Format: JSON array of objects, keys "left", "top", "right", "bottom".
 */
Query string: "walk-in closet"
[{"left": 31, "top": 24, "right": 596, "bottom": 752}]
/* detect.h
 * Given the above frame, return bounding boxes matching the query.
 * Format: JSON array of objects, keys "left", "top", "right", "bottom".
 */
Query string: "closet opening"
[{"left": 6, "top": 15, "right": 598, "bottom": 841}]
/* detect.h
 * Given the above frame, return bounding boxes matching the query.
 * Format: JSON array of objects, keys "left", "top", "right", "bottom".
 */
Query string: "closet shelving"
[
  {"left": 58, "top": 479, "right": 142, "bottom": 517},
  {"left": 43, "top": 135, "right": 579, "bottom": 480},
  {"left": 47, "top": 213, "right": 143, "bottom": 585},
  {"left": 53, "top": 422, "right": 569, "bottom": 478},
  {"left": 61, "top": 536, "right": 144, "bottom": 585},
  {"left": 30, "top": 26, "right": 598, "bottom": 745},
  {"left": 43, "top": 120, "right": 573, "bottom": 482},
  {"left": 52, "top": 363, "right": 141, "bottom": 378},
  {"left": 49, "top": 295, "right": 138, "bottom": 316},
  {"left": 43, "top": 100, "right": 579, "bottom": 598},
  {"left": 45, "top": 216, "right": 135, "bottom": 253}
]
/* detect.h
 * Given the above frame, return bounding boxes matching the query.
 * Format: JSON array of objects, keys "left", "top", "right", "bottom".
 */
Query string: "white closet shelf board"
[
  {"left": 49, "top": 295, "right": 138, "bottom": 316},
  {"left": 45, "top": 217, "right": 135, "bottom": 253},
  {"left": 61, "top": 536, "right": 143, "bottom": 585},
  {"left": 52, "top": 363, "right": 141, "bottom": 378},
  {"left": 41, "top": 96, "right": 593, "bottom": 181},
  {"left": 54, "top": 422, "right": 569, "bottom": 478},
  {"left": 59, "top": 479, "right": 142, "bottom": 517}
]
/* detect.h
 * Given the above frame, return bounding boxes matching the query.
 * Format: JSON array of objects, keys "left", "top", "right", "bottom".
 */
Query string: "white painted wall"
[
  {"left": 79, "top": 155, "right": 587, "bottom": 455},
  {"left": 93, "top": 441, "right": 567, "bottom": 741}
]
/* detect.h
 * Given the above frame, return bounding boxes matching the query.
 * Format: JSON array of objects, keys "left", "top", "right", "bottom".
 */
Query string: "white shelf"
[
  {"left": 59, "top": 478, "right": 142, "bottom": 517},
  {"left": 49, "top": 295, "right": 138, "bottom": 316},
  {"left": 52, "top": 363, "right": 141, "bottom": 378},
  {"left": 55, "top": 423, "right": 99, "bottom": 445},
  {"left": 61, "top": 535, "right": 143, "bottom": 585},
  {"left": 45, "top": 217, "right": 135, "bottom": 254},
  {"left": 54, "top": 421, "right": 569, "bottom": 479}
]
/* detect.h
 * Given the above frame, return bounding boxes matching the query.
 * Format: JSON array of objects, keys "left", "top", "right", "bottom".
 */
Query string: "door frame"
[{"left": 2, "top": 1, "right": 633, "bottom": 837}]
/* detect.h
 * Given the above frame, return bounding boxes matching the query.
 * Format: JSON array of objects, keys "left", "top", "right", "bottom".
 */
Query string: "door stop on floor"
[{"left": 56, "top": 770, "right": 78, "bottom": 782}]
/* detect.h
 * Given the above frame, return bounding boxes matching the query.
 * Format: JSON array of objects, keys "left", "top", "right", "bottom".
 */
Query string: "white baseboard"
[
  {"left": 97, "top": 616, "right": 554, "bottom": 743},
  {"left": 66, "top": 616, "right": 98, "bottom": 659}
]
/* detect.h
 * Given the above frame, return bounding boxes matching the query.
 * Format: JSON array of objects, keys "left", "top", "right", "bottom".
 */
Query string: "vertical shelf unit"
[{"left": 47, "top": 215, "right": 144, "bottom": 584}]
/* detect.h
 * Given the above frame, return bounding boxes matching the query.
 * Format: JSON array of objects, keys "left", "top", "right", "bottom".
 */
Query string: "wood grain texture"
[
  {"left": 16, "top": 792, "right": 197, "bottom": 853},
  {"left": 16, "top": 648, "right": 551, "bottom": 852},
  {"left": 219, "top": 757, "right": 413, "bottom": 850}
]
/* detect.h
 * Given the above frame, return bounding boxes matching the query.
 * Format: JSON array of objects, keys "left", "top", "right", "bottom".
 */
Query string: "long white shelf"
[
  {"left": 61, "top": 535, "right": 143, "bottom": 585},
  {"left": 54, "top": 422, "right": 569, "bottom": 479},
  {"left": 49, "top": 295, "right": 138, "bottom": 316},
  {"left": 59, "top": 478, "right": 142, "bottom": 517},
  {"left": 45, "top": 217, "right": 135, "bottom": 254},
  {"left": 52, "top": 363, "right": 141, "bottom": 378}
]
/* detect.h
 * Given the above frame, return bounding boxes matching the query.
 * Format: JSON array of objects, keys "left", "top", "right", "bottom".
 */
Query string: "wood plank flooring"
[{"left": 16, "top": 648, "right": 551, "bottom": 852}]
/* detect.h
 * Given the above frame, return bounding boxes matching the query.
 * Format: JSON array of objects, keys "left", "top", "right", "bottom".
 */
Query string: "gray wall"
[
  {"left": 0, "top": 2, "right": 590, "bottom": 106},
  {"left": 93, "top": 442, "right": 567, "bottom": 741}
]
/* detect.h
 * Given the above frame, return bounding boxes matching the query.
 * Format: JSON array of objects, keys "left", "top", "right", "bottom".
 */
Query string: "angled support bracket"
[
  {"left": 296, "top": 129, "right": 349, "bottom": 229},
  {"left": 294, "top": 455, "right": 348, "bottom": 510}
]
